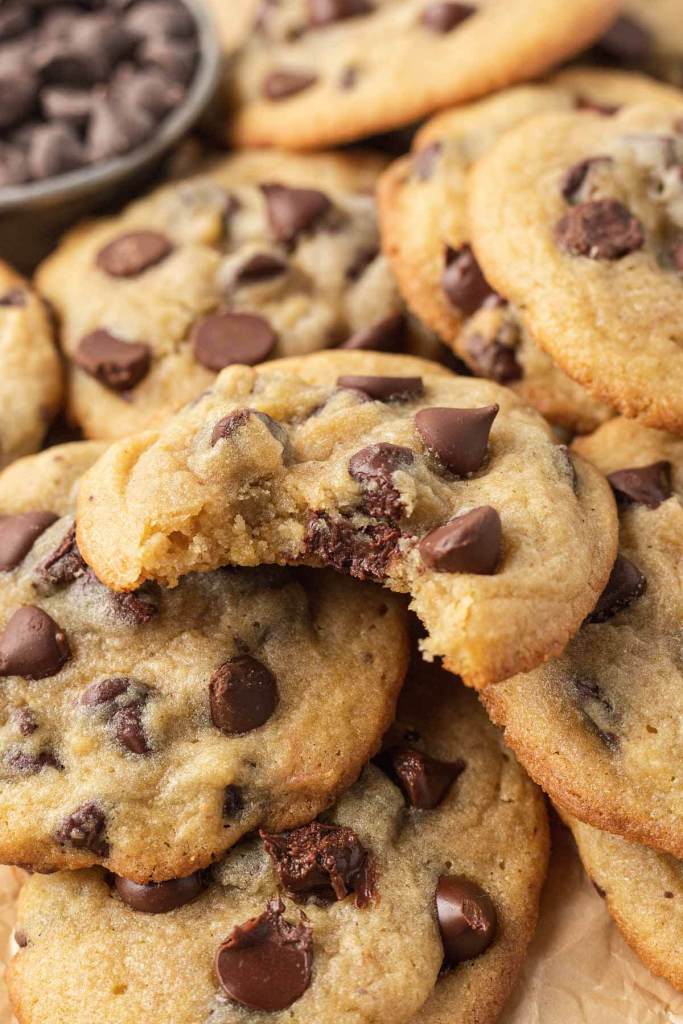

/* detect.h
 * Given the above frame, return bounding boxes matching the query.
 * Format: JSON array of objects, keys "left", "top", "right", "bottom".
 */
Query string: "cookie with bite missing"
[
  {"left": 226, "top": 0, "right": 618, "bottom": 150},
  {"left": 0, "top": 441, "right": 409, "bottom": 881},
  {"left": 76, "top": 350, "right": 618, "bottom": 689},
  {"left": 469, "top": 102, "right": 683, "bottom": 433},
  {"left": 0, "top": 262, "right": 62, "bottom": 467},
  {"left": 7, "top": 658, "right": 549, "bottom": 1024},
  {"left": 37, "top": 149, "right": 437, "bottom": 442},
  {"left": 562, "top": 810, "right": 683, "bottom": 992},
  {"left": 484, "top": 417, "right": 683, "bottom": 858},
  {"left": 379, "top": 70, "right": 683, "bottom": 434}
]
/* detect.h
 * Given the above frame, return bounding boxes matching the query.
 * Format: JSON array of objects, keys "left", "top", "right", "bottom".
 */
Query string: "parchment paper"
[{"left": 0, "top": 823, "right": 682, "bottom": 1023}]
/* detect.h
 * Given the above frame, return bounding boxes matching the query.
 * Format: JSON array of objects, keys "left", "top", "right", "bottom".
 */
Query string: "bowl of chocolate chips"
[{"left": 0, "top": 0, "right": 221, "bottom": 270}]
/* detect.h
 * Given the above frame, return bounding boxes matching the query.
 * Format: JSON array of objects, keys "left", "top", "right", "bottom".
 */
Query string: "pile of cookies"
[{"left": 0, "top": 0, "right": 682, "bottom": 1020}]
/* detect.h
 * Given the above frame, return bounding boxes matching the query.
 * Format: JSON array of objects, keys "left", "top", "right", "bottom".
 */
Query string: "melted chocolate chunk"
[
  {"left": 436, "top": 875, "right": 497, "bottom": 965},
  {"left": 572, "top": 675, "right": 619, "bottom": 751},
  {"left": 55, "top": 802, "right": 109, "bottom": 857},
  {"left": 211, "top": 409, "right": 287, "bottom": 447},
  {"left": 4, "top": 748, "right": 62, "bottom": 776},
  {"left": 223, "top": 784, "right": 244, "bottom": 818},
  {"left": 191, "top": 312, "right": 278, "bottom": 371},
  {"left": 109, "top": 588, "right": 159, "bottom": 625},
  {"left": 74, "top": 330, "right": 151, "bottom": 392},
  {"left": 261, "top": 821, "right": 372, "bottom": 904},
  {"left": 110, "top": 703, "right": 150, "bottom": 755},
  {"left": 464, "top": 331, "right": 523, "bottom": 384},
  {"left": 442, "top": 245, "right": 495, "bottom": 315},
  {"left": 337, "top": 374, "right": 424, "bottom": 401},
  {"left": 555, "top": 199, "right": 644, "bottom": 260},
  {"left": 588, "top": 554, "right": 646, "bottom": 623},
  {"left": 0, "top": 511, "right": 58, "bottom": 571},
  {"left": 37, "top": 524, "right": 88, "bottom": 586},
  {"left": 304, "top": 512, "right": 401, "bottom": 582},
  {"left": 348, "top": 443, "right": 414, "bottom": 520},
  {"left": 0, "top": 606, "right": 70, "bottom": 679},
  {"left": 209, "top": 656, "right": 279, "bottom": 735},
  {"left": 415, "top": 405, "right": 498, "bottom": 476},
  {"left": 115, "top": 871, "right": 205, "bottom": 913},
  {"left": 381, "top": 745, "right": 465, "bottom": 808},
  {"left": 419, "top": 507, "right": 502, "bottom": 574},
  {"left": 607, "top": 461, "right": 672, "bottom": 508},
  {"left": 214, "top": 900, "right": 313, "bottom": 1011}
]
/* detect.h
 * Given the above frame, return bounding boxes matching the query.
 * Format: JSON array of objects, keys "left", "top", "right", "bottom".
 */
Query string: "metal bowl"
[{"left": 0, "top": 0, "right": 222, "bottom": 272}]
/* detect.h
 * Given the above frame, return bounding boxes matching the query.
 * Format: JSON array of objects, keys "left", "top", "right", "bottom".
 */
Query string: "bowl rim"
[{"left": 0, "top": 0, "right": 222, "bottom": 212}]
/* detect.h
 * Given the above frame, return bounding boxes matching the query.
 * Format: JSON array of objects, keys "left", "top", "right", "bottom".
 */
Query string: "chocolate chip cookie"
[
  {"left": 226, "top": 0, "right": 618, "bottom": 150},
  {"left": 379, "top": 70, "right": 683, "bottom": 433},
  {"left": 469, "top": 102, "right": 683, "bottom": 433},
  {"left": 76, "top": 350, "right": 618, "bottom": 689},
  {"left": 564, "top": 811, "right": 683, "bottom": 992},
  {"left": 591, "top": 1, "right": 683, "bottom": 88},
  {"left": 7, "top": 659, "right": 549, "bottom": 1024},
  {"left": 0, "top": 440, "right": 409, "bottom": 881},
  {"left": 0, "top": 262, "right": 62, "bottom": 467},
  {"left": 36, "top": 148, "right": 436, "bottom": 441},
  {"left": 484, "top": 416, "right": 683, "bottom": 857}
]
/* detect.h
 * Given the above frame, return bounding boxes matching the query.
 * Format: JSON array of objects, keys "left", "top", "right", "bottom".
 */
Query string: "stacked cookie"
[{"left": 1, "top": 0, "right": 683, "bottom": 1020}]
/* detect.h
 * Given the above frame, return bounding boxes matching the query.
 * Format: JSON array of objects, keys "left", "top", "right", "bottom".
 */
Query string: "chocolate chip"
[
  {"left": 413, "top": 141, "right": 443, "bottom": 181},
  {"left": 0, "top": 71, "right": 38, "bottom": 132},
  {"left": 419, "top": 506, "right": 502, "bottom": 574},
  {"left": 421, "top": 2, "right": 475, "bottom": 32},
  {"left": 348, "top": 443, "right": 414, "bottom": 521},
  {"left": 574, "top": 96, "right": 619, "bottom": 117},
  {"left": 436, "top": 875, "right": 497, "bottom": 965},
  {"left": 81, "top": 677, "right": 132, "bottom": 708},
  {"left": 304, "top": 512, "right": 401, "bottom": 582},
  {"left": 234, "top": 253, "right": 287, "bottom": 285},
  {"left": 443, "top": 245, "right": 495, "bottom": 316},
  {"left": 14, "top": 929, "right": 28, "bottom": 949},
  {"left": 41, "top": 86, "right": 93, "bottom": 127},
  {"left": 223, "top": 784, "right": 244, "bottom": 818},
  {"left": 12, "top": 707, "right": 37, "bottom": 736},
  {"left": 415, "top": 405, "right": 497, "bottom": 476},
  {"left": 4, "top": 748, "right": 62, "bottom": 776},
  {"left": 0, "top": 607, "right": 70, "bottom": 679},
  {"left": 0, "top": 512, "right": 58, "bottom": 571},
  {"left": 572, "top": 675, "right": 619, "bottom": 750},
  {"left": 554, "top": 199, "right": 644, "bottom": 260},
  {"left": 26, "top": 122, "right": 85, "bottom": 180},
  {"left": 38, "top": 525, "right": 88, "bottom": 587},
  {"left": 191, "top": 312, "right": 278, "bottom": 371},
  {"left": 95, "top": 231, "right": 173, "bottom": 277},
  {"left": 382, "top": 746, "right": 465, "bottom": 808},
  {"left": 337, "top": 374, "right": 424, "bottom": 401},
  {"left": 109, "top": 588, "right": 159, "bottom": 625},
  {"left": 561, "top": 157, "right": 612, "bottom": 203},
  {"left": 214, "top": 899, "right": 313, "bottom": 1011},
  {"left": 341, "top": 313, "right": 406, "bottom": 352},
  {"left": 261, "top": 821, "right": 370, "bottom": 903},
  {"left": 345, "top": 246, "right": 378, "bottom": 282},
  {"left": 596, "top": 14, "right": 652, "bottom": 62},
  {"left": 209, "top": 656, "right": 279, "bottom": 735},
  {"left": 308, "top": 0, "right": 373, "bottom": 26},
  {"left": 114, "top": 872, "right": 204, "bottom": 913},
  {"left": 588, "top": 554, "right": 646, "bottom": 623},
  {"left": 464, "top": 332, "right": 523, "bottom": 383},
  {"left": 262, "top": 69, "right": 318, "bottom": 100},
  {"left": 261, "top": 183, "right": 332, "bottom": 244},
  {"left": 338, "top": 64, "right": 358, "bottom": 89},
  {"left": 74, "top": 330, "right": 151, "bottom": 391},
  {"left": 0, "top": 143, "right": 27, "bottom": 187},
  {"left": 211, "top": 409, "right": 286, "bottom": 447},
  {"left": 55, "top": 802, "right": 109, "bottom": 857},
  {"left": 607, "top": 461, "right": 672, "bottom": 508},
  {"left": 111, "top": 703, "right": 150, "bottom": 755}
]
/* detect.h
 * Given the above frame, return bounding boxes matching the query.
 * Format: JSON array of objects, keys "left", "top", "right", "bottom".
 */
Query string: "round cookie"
[
  {"left": 36, "top": 149, "right": 437, "bottom": 442},
  {"left": 379, "top": 71, "right": 683, "bottom": 433},
  {"left": 7, "top": 659, "right": 549, "bottom": 1024},
  {"left": 591, "top": 1, "right": 683, "bottom": 88},
  {"left": 226, "top": 0, "right": 618, "bottom": 150},
  {"left": 484, "top": 417, "right": 683, "bottom": 857},
  {"left": 0, "top": 262, "right": 62, "bottom": 467},
  {"left": 0, "top": 442, "right": 409, "bottom": 881},
  {"left": 76, "top": 350, "right": 618, "bottom": 689},
  {"left": 564, "top": 811, "right": 683, "bottom": 992},
  {"left": 469, "top": 102, "right": 683, "bottom": 433}
]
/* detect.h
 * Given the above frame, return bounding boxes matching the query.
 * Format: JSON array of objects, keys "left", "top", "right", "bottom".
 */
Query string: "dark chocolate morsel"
[
  {"left": 419, "top": 506, "right": 502, "bottom": 574},
  {"left": 0, "top": 606, "right": 70, "bottom": 679},
  {"left": 415, "top": 405, "right": 498, "bottom": 475},
  {"left": 261, "top": 183, "right": 332, "bottom": 244},
  {"left": 421, "top": 2, "right": 475, "bottom": 32},
  {"left": 110, "top": 702, "right": 150, "bottom": 755},
  {"left": 348, "top": 442, "right": 414, "bottom": 520},
  {"left": 209, "top": 656, "right": 279, "bottom": 735},
  {"left": 114, "top": 872, "right": 204, "bottom": 913},
  {"left": 0, "top": 512, "right": 58, "bottom": 571},
  {"left": 4, "top": 748, "right": 62, "bottom": 776},
  {"left": 234, "top": 253, "right": 287, "bottom": 285},
  {"left": 304, "top": 512, "right": 401, "bottom": 583},
  {"left": 308, "top": 0, "right": 373, "bottom": 27},
  {"left": 383, "top": 745, "right": 465, "bottom": 808},
  {"left": 337, "top": 374, "right": 424, "bottom": 401},
  {"left": 595, "top": 14, "right": 652, "bottom": 62},
  {"left": 214, "top": 900, "right": 313, "bottom": 1011},
  {"left": 74, "top": 330, "right": 151, "bottom": 392},
  {"left": 588, "top": 554, "right": 646, "bottom": 623},
  {"left": 223, "top": 784, "right": 244, "bottom": 818},
  {"left": 464, "top": 332, "right": 523, "bottom": 384},
  {"left": 37, "top": 525, "right": 88, "bottom": 587},
  {"left": 95, "top": 231, "right": 173, "bottom": 278},
  {"left": 55, "top": 802, "right": 109, "bottom": 857},
  {"left": 262, "top": 69, "right": 318, "bottom": 100},
  {"left": 443, "top": 245, "right": 495, "bottom": 316},
  {"left": 341, "top": 313, "right": 406, "bottom": 352},
  {"left": 607, "top": 461, "right": 672, "bottom": 508},
  {"left": 210, "top": 409, "right": 286, "bottom": 447},
  {"left": 261, "top": 821, "right": 370, "bottom": 902},
  {"left": 436, "top": 875, "right": 497, "bottom": 964},
  {"left": 554, "top": 199, "right": 644, "bottom": 260},
  {"left": 192, "top": 312, "right": 277, "bottom": 371}
]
